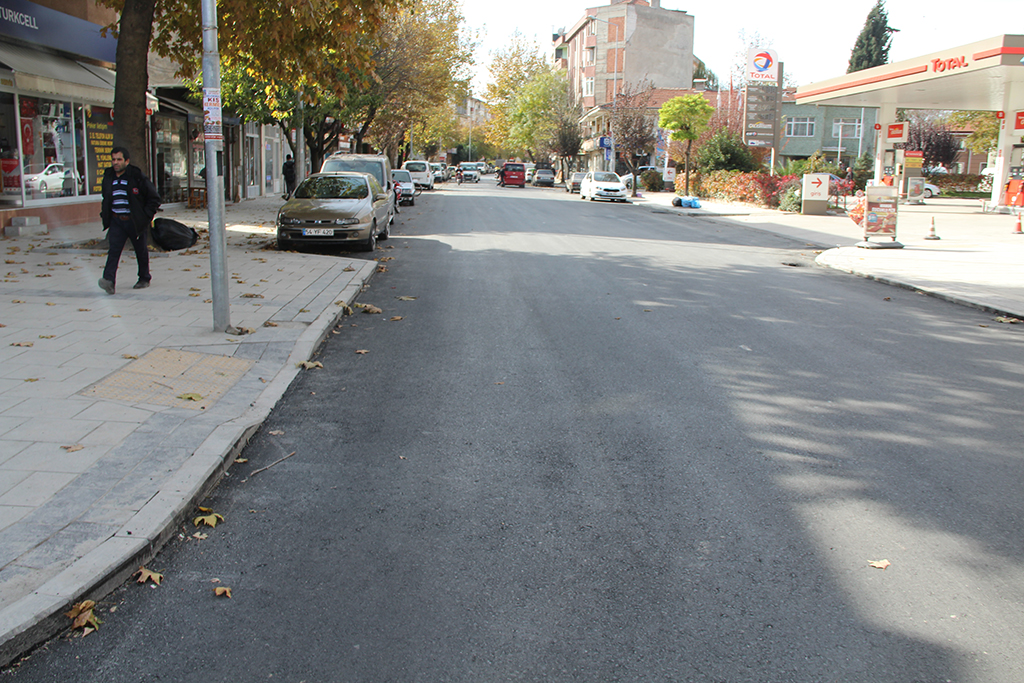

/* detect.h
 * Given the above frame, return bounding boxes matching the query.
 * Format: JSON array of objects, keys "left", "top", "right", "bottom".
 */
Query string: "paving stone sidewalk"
[{"left": 0, "top": 196, "right": 378, "bottom": 665}]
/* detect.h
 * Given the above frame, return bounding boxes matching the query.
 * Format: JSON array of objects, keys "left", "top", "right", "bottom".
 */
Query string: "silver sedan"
[{"left": 276, "top": 173, "right": 392, "bottom": 252}]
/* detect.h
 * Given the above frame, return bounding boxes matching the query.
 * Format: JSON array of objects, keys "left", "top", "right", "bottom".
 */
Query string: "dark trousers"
[
  {"left": 284, "top": 177, "right": 296, "bottom": 198},
  {"left": 103, "top": 216, "right": 150, "bottom": 285}
]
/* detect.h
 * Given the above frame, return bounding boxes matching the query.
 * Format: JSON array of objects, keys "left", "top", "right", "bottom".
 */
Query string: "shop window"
[
  {"left": 84, "top": 104, "right": 113, "bottom": 196},
  {"left": 153, "top": 115, "right": 187, "bottom": 203},
  {"left": 0, "top": 92, "right": 20, "bottom": 205},
  {"left": 21, "top": 97, "right": 81, "bottom": 199}
]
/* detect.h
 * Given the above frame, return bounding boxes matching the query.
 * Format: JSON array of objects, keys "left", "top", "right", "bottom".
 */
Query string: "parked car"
[
  {"left": 391, "top": 169, "right": 416, "bottom": 206},
  {"left": 924, "top": 182, "right": 941, "bottom": 198},
  {"left": 500, "top": 162, "right": 526, "bottom": 187},
  {"left": 580, "top": 171, "right": 628, "bottom": 202},
  {"left": 276, "top": 173, "right": 391, "bottom": 252},
  {"left": 318, "top": 153, "right": 395, "bottom": 226},
  {"left": 565, "top": 172, "right": 586, "bottom": 193},
  {"left": 430, "top": 162, "right": 446, "bottom": 183},
  {"left": 532, "top": 169, "right": 555, "bottom": 187},
  {"left": 401, "top": 160, "right": 434, "bottom": 190}
]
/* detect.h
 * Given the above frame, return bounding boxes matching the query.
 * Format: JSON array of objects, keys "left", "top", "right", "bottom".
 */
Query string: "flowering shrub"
[
  {"left": 693, "top": 170, "right": 798, "bottom": 208},
  {"left": 927, "top": 173, "right": 985, "bottom": 193}
]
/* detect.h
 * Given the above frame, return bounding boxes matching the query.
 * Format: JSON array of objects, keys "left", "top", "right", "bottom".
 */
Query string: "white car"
[
  {"left": 25, "top": 163, "right": 80, "bottom": 195},
  {"left": 924, "top": 182, "right": 941, "bottom": 199},
  {"left": 402, "top": 160, "right": 434, "bottom": 190},
  {"left": 391, "top": 169, "right": 416, "bottom": 206},
  {"left": 580, "top": 171, "right": 628, "bottom": 202}
]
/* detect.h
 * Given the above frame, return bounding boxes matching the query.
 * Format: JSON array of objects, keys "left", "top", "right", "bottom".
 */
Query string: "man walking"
[
  {"left": 282, "top": 154, "right": 296, "bottom": 199},
  {"left": 98, "top": 146, "right": 161, "bottom": 295}
]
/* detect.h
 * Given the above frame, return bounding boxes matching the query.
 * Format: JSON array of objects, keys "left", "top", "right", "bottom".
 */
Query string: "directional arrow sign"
[{"left": 802, "top": 173, "right": 830, "bottom": 201}]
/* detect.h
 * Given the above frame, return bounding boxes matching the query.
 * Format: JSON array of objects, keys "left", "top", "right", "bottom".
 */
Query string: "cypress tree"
[{"left": 847, "top": 0, "right": 898, "bottom": 73}]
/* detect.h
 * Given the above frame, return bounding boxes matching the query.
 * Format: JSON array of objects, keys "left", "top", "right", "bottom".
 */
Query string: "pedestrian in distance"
[
  {"left": 282, "top": 154, "right": 296, "bottom": 199},
  {"left": 98, "top": 146, "right": 161, "bottom": 295}
]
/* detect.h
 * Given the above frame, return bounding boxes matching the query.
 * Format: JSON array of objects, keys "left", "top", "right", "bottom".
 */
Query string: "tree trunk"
[
  {"left": 112, "top": 0, "right": 157, "bottom": 173},
  {"left": 684, "top": 139, "right": 692, "bottom": 196}
]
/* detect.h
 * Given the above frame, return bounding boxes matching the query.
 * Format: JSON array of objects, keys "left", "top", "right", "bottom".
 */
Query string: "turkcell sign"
[{"left": 747, "top": 48, "right": 779, "bottom": 84}]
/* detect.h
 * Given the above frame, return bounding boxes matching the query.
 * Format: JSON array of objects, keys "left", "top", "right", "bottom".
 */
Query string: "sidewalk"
[
  {"left": 0, "top": 196, "right": 378, "bottom": 665},
  {"left": 629, "top": 190, "right": 1024, "bottom": 319}
]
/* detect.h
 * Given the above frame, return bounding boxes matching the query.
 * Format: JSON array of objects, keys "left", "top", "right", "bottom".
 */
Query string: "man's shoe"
[
  {"left": 133, "top": 280, "right": 150, "bottom": 290},
  {"left": 98, "top": 278, "right": 115, "bottom": 295}
]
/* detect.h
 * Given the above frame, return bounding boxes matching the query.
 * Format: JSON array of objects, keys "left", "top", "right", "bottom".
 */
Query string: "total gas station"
[{"left": 796, "top": 34, "right": 1024, "bottom": 210}]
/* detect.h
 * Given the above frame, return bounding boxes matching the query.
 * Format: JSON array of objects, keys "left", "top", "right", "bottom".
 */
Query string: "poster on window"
[{"left": 85, "top": 106, "right": 113, "bottom": 194}]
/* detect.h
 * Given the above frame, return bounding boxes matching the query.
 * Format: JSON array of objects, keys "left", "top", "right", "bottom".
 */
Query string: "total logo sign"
[{"left": 747, "top": 48, "right": 779, "bottom": 83}]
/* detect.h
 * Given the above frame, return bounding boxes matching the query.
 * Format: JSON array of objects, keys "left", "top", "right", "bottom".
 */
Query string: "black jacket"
[{"left": 100, "top": 164, "right": 161, "bottom": 234}]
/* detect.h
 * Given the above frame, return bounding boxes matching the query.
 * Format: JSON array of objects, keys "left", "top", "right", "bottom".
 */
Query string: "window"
[
  {"left": 585, "top": 47, "right": 595, "bottom": 64},
  {"left": 832, "top": 117, "right": 862, "bottom": 139},
  {"left": 588, "top": 20, "right": 595, "bottom": 36},
  {"left": 583, "top": 77, "right": 594, "bottom": 97},
  {"left": 785, "top": 117, "right": 814, "bottom": 137}
]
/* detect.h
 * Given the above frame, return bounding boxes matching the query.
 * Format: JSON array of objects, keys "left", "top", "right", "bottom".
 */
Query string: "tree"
[
  {"left": 98, "top": 0, "right": 402, "bottom": 171},
  {"left": 948, "top": 111, "right": 1000, "bottom": 155},
  {"left": 692, "top": 130, "right": 759, "bottom": 173},
  {"left": 847, "top": 0, "right": 898, "bottom": 73},
  {"left": 483, "top": 32, "right": 547, "bottom": 154},
  {"left": 659, "top": 94, "right": 715, "bottom": 195},
  {"left": 612, "top": 82, "right": 657, "bottom": 198},
  {"left": 904, "top": 112, "right": 959, "bottom": 171}
]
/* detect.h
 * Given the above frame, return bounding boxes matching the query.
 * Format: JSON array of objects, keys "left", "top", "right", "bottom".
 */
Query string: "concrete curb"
[{"left": 0, "top": 261, "right": 376, "bottom": 668}]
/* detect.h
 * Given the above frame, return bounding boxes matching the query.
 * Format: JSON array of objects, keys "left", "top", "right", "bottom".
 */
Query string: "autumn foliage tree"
[
  {"left": 97, "top": 0, "right": 404, "bottom": 171},
  {"left": 484, "top": 32, "right": 548, "bottom": 157},
  {"left": 659, "top": 94, "right": 714, "bottom": 195}
]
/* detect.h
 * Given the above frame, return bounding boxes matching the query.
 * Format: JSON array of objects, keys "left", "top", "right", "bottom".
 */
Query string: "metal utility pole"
[{"left": 200, "top": 0, "right": 230, "bottom": 332}]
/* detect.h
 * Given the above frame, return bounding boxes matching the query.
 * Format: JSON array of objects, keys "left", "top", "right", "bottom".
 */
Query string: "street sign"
[
  {"left": 747, "top": 48, "right": 779, "bottom": 84},
  {"left": 802, "top": 173, "right": 829, "bottom": 202}
]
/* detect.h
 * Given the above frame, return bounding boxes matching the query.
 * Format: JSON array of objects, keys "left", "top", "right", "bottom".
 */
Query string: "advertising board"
[{"left": 864, "top": 185, "right": 898, "bottom": 239}]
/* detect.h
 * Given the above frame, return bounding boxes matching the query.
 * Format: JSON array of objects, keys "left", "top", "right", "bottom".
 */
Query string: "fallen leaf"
[
  {"left": 235, "top": 458, "right": 248, "bottom": 463},
  {"left": 396, "top": 296, "right": 417, "bottom": 301},
  {"left": 134, "top": 566, "right": 163, "bottom": 585},
  {"left": 39, "top": 334, "right": 56, "bottom": 339},
  {"left": 378, "top": 256, "right": 395, "bottom": 262},
  {"left": 995, "top": 316, "right": 1021, "bottom": 324},
  {"left": 355, "top": 349, "right": 369, "bottom": 355},
  {"left": 868, "top": 559, "right": 891, "bottom": 570},
  {"left": 177, "top": 392, "right": 203, "bottom": 401},
  {"left": 296, "top": 360, "right": 323, "bottom": 369},
  {"left": 46, "top": 302, "right": 56, "bottom": 306},
  {"left": 240, "top": 293, "right": 264, "bottom": 299},
  {"left": 194, "top": 511, "right": 224, "bottom": 527},
  {"left": 61, "top": 444, "right": 84, "bottom": 452},
  {"left": 122, "top": 354, "right": 138, "bottom": 360},
  {"left": 343, "top": 266, "right": 355, "bottom": 272},
  {"left": 78, "top": 308, "right": 90, "bottom": 312},
  {"left": 362, "top": 305, "right": 382, "bottom": 314},
  {"left": 263, "top": 321, "right": 278, "bottom": 327},
  {"left": 11, "top": 342, "right": 33, "bottom": 347},
  {"left": 376, "top": 265, "right": 388, "bottom": 272},
  {"left": 389, "top": 316, "right": 403, "bottom": 321},
  {"left": 23, "top": 378, "right": 38, "bottom": 383},
  {"left": 65, "top": 600, "right": 101, "bottom": 631},
  {"left": 214, "top": 586, "right": 232, "bottom": 598},
  {"left": 192, "top": 532, "right": 208, "bottom": 540},
  {"left": 268, "top": 430, "right": 284, "bottom": 435}
]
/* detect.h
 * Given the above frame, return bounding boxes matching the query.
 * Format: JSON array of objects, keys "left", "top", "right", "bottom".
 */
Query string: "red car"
[{"left": 499, "top": 162, "right": 526, "bottom": 187}]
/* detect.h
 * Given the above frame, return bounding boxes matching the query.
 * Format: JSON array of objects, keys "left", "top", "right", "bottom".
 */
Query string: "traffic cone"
[
  {"left": 1014, "top": 212, "right": 1023, "bottom": 235},
  {"left": 925, "top": 217, "right": 940, "bottom": 240}
]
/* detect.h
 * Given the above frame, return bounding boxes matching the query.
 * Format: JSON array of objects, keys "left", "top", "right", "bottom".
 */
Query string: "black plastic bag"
[{"left": 152, "top": 218, "right": 199, "bottom": 251}]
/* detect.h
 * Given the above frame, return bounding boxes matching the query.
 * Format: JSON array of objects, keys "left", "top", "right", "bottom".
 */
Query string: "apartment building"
[{"left": 553, "top": 0, "right": 695, "bottom": 111}]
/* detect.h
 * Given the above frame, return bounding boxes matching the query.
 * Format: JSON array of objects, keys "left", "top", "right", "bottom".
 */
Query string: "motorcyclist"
[{"left": 456, "top": 168, "right": 463, "bottom": 184}]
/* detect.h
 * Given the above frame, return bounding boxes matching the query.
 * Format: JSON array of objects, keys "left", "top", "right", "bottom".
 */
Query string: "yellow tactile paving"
[{"left": 80, "top": 347, "right": 253, "bottom": 411}]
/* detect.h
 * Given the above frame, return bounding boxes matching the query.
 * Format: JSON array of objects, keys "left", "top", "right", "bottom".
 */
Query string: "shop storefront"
[{"left": 0, "top": 0, "right": 119, "bottom": 228}]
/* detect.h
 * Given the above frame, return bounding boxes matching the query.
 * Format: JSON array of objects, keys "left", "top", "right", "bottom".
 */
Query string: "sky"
[{"left": 461, "top": 0, "right": 1021, "bottom": 94}]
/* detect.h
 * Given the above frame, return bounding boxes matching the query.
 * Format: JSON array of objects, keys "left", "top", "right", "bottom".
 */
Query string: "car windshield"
[
  {"left": 392, "top": 170, "right": 412, "bottom": 183},
  {"left": 593, "top": 172, "right": 620, "bottom": 183},
  {"left": 537, "top": 170, "right": 553, "bottom": 176},
  {"left": 321, "top": 159, "right": 384, "bottom": 186},
  {"left": 405, "top": 162, "right": 428, "bottom": 172},
  {"left": 294, "top": 176, "right": 368, "bottom": 200},
  {"left": 572, "top": 173, "right": 586, "bottom": 179},
  {"left": 506, "top": 165, "right": 524, "bottom": 172}
]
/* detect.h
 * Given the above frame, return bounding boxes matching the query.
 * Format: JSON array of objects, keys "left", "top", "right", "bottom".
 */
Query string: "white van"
[{"left": 402, "top": 160, "right": 434, "bottom": 190}]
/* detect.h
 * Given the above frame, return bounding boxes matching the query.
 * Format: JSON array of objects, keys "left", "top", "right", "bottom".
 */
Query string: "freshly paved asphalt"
[{"left": 1, "top": 184, "right": 1022, "bottom": 667}]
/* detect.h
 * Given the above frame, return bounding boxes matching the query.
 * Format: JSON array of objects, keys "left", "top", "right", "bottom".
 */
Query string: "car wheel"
[
  {"left": 409, "top": 195, "right": 415, "bottom": 207},
  {"left": 924, "top": 189, "right": 933, "bottom": 198},
  {"left": 362, "top": 223, "right": 377, "bottom": 252},
  {"left": 379, "top": 219, "right": 390, "bottom": 241}
]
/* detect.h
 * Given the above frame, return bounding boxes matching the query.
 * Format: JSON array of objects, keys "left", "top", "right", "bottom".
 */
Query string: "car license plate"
[{"left": 302, "top": 228, "right": 334, "bottom": 236}]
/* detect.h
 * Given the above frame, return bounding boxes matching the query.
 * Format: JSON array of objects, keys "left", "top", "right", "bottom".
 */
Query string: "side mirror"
[{"left": 375, "top": 193, "right": 388, "bottom": 202}]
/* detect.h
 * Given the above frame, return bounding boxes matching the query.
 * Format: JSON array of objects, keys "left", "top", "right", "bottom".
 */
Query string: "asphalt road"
[{"left": 6, "top": 180, "right": 1024, "bottom": 682}]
